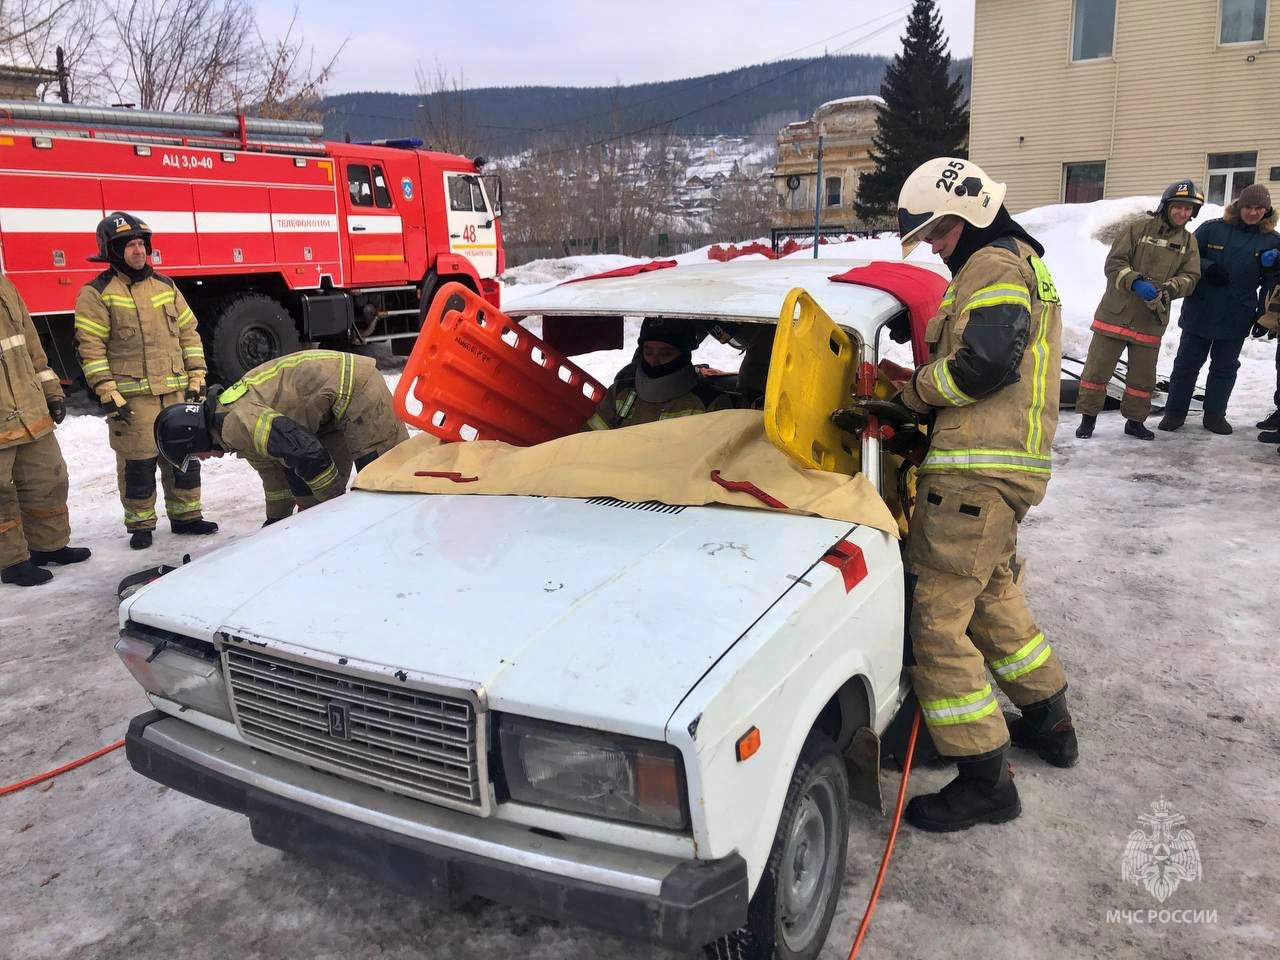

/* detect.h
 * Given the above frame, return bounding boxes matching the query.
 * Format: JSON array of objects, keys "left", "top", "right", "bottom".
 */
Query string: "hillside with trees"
[{"left": 322, "top": 54, "right": 970, "bottom": 155}]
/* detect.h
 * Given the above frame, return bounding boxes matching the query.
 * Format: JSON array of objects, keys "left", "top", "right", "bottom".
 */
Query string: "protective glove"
[
  {"left": 1252, "top": 321, "right": 1278, "bottom": 340},
  {"left": 831, "top": 397, "right": 918, "bottom": 435},
  {"left": 102, "top": 389, "right": 133, "bottom": 424},
  {"left": 1261, "top": 249, "right": 1280, "bottom": 269},
  {"left": 185, "top": 376, "right": 205, "bottom": 403},
  {"left": 1132, "top": 279, "right": 1160, "bottom": 301},
  {"left": 47, "top": 397, "right": 66, "bottom": 424},
  {"left": 1203, "top": 263, "right": 1230, "bottom": 287}
]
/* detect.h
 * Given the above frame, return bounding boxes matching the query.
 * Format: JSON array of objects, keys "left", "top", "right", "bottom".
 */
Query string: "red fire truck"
[{"left": 0, "top": 100, "right": 504, "bottom": 383}]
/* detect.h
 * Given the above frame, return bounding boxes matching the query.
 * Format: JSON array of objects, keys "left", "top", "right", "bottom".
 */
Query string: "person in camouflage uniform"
[
  {"left": 1075, "top": 180, "right": 1203, "bottom": 441},
  {"left": 1, "top": 275, "right": 90, "bottom": 587},
  {"left": 584, "top": 317, "right": 735, "bottom": 430},
  {"left": 74, "top": 213, "right": 218, "bottom": 549},
  {"left": 153, "top": 350, "right": 408, "bottom": 524}
]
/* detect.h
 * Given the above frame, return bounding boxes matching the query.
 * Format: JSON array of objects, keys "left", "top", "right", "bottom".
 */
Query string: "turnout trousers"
[
  {"left": 1076, "top": 330, "right": 1159, "bottom": 421},
  {"left": 905, "top": 475, "right": 1068, "bottom": 759},
  {"left": 0, "top": 432, "right": 71, "bottom": 568},
  {"left": 107, "top": 391, "right": 203, "bottom": 531}
]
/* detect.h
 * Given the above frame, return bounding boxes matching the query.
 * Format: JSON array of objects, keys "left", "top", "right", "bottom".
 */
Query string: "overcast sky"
[{"left": 259, "top": 0, "right": 975, "bottom": 95}]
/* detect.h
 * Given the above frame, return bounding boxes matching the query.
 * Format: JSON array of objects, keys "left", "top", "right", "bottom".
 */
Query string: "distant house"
[
  {"left": 0, "top": 64, "right": 58, "bottom": 100},
  {"left": 685, "top": 175, "right": 707, "bottom": 188},
  {"left": 971, "top": 0, "right": 1280, "bottom": 209},
  {"left": 773, "top": 96, "right": 883, "bottom": 235}
]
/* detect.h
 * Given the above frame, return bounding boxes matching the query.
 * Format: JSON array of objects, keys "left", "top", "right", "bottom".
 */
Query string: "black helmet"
[
  {"left": 154, "top": 401, "right": 212, "bottom": 470},
  {"left": 90, "top": 211, "right": 153, "bottom": 263},
  {"left": 1159, "top": 180, "right": 1205, "bottom": 217},
  {"left": 639, "top": 317, "right": 704, "bottom": 354}
]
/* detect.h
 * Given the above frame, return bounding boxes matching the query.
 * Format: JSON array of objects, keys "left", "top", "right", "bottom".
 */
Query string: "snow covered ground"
[{"left": 3, "top": 198, "right": 1279, "bottom": 959}]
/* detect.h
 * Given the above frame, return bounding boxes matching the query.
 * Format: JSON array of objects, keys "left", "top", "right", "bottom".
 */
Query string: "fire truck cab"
[{"left": 0, "top": 100, "right": 503, "bottom": 384}]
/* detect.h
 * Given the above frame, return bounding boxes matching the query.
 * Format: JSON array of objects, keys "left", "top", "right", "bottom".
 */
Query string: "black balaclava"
[
  {"left": 945, "top": 205, "right": 1044, "bottom": 275},
  {"left": 635, "top": 318, "right": 699, "bottom": 402},
  {"left": 109, "top": 235, "right": 155, "bottom": 284}
]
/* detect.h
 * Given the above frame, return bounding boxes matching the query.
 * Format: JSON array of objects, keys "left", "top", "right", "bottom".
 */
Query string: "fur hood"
[{"left": 1223, "top": 202, "right": 1278, "bottom": 232}]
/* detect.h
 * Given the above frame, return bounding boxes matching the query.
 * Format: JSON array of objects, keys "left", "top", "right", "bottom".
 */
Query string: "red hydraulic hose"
[
  {"left": 0, "top": 740, "right": 125, "bottom": 797},
  {"left": 847, "top": 706, "right": 921, "bottom": 960}
]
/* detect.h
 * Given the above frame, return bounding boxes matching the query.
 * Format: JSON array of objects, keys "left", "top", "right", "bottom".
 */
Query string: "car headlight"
[
  {"left": 115, "top": 623, "right": 232, "bottom": 723},
  {"left": 497, "top": 714, "right": 689, "bottom": 831}
]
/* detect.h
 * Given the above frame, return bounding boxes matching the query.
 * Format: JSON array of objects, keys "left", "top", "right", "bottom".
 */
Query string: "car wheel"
[{"left": 703, "top": 732, "right": 850, "bottom": 960}]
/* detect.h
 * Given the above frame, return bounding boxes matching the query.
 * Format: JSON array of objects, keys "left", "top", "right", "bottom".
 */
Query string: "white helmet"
[{"left": 897, "top": 157, "right": 1007, "bottom": 256}]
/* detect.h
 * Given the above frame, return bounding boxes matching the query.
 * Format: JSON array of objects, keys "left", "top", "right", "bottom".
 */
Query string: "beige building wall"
[
  {"left": 774, "top": 97, "right": 882, "bottom": 232},
  {"left": 971, "top": 0, "right": 1280, "bottom": 211}
]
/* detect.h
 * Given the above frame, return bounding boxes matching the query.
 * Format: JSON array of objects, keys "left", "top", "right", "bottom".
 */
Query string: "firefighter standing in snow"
[
  {"left": 1, "top": 276, "right": 91, "bottom": 587},
  {"left": 839, "top": 158, "right": 1077, "bottom": 833},
  {"left": 74, "top": 213, "right": 218, "bottom": 549},
  {"left": 153, "top": 350, "right": 408, "bottom": 524},
  {"left": 1075, "top": 180, "right": 1203, "bottom": 441}
]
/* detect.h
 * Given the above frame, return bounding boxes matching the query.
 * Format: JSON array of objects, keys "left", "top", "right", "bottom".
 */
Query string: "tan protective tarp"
[{"left": 356, "top": 409, "right": 899, "bottom": 537}]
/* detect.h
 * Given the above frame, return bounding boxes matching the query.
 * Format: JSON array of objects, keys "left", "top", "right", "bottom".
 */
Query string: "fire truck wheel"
[{"left": 207, "top": 293, "right": 302, "bottom": 382}]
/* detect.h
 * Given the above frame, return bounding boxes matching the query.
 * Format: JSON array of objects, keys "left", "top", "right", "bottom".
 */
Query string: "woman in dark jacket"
[{"left": 1160, "top": 183, "right": 1280, "bottom": 434}]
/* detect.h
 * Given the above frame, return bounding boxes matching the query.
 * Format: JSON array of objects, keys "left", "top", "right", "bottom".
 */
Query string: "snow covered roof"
[
  {"left": 504, "top": 259, "right": 944, "bottom": 343},
  {"left": 816, "top": 95, "right": 886, "bottom": 111}
]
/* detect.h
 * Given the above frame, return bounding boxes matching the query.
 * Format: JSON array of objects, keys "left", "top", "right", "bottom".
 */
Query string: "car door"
[
  {"left": 343, "top": 160, "right": 406, "bottom": 286},
  {"left": 442, "top": 172, "right": 498, "bottom": 280}
]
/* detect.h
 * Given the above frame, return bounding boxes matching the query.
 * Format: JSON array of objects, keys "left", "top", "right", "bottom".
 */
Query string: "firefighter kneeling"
[
  {"left": 152, "top": 350, "right": 409, "bottom": 523},
  {"left": 882, "top": 158, "right": 1079, "bottom": 832}
]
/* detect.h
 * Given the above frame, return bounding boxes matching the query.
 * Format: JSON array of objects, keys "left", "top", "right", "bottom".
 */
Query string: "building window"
[
  {"left": 1220, "top": 0, "right": 1267, "bottom": 43},
  {"left": 1071, "top": 0, "right": 1116, "bottom": 61},
  {"left": 1063, "top": 162, "right": 1106, "bottom": 203},
  {"left": 1206, "top": 151, "right": 1257, "bottom": 204},
  {"left": 789, "top": 181, "right": 809, "bottom": 211},
  {"left": 826, "top": 176, "right": 842, "bottom": 207}
]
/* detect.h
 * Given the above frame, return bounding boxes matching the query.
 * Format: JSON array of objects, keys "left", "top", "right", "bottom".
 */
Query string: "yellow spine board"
[{"left": 762, "top": 288, "right": 861, "bottom": 474}]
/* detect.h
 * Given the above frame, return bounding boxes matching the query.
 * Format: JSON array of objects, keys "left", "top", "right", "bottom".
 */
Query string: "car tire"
[
  {"left": 703, "top": 732, "right": 850, "bottom": 960},
  {"left": 207, "top": 293, "right": 302, "bottom": 383}
]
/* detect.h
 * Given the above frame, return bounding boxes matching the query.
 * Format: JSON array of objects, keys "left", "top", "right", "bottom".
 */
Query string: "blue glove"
[
  {"left": 1132, "top": 279, "right": 1160, "bottom": 301},
  {"left": 1261, "top": 249, "right": 1280, "bottom": 269}
]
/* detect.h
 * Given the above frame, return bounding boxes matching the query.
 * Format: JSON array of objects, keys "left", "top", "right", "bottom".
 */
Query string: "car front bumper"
[{"left": 126, "top": 711, "right": 748, "bottom": 949}]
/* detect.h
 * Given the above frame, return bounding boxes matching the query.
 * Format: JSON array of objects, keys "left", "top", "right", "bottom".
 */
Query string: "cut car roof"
[{"left": 505, "top": 258, "right": 946, "bottom": 344}]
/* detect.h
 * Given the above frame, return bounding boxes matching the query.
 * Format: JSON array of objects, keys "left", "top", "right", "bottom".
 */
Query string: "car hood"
[{"left": 125, "top": 490, "right": 853, "bottom": 739}]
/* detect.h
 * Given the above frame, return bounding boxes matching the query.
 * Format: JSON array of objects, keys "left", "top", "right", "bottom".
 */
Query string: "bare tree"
[
  {"left": 242, "top": 8, "right": 343, "bottom": 121},
  {"left": 0, "top": 0, "right": 101, "bottom": 101},
  {"left": 709, "top": 172, "right": 774, "bottom": 242},
  {"left": 414, "top": 60, "right": 486, "bottom": 158}
]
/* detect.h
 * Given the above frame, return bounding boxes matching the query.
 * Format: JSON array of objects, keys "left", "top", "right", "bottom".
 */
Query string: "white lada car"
[{"left": 116, "top": 259, "right": 932, "bottom": 960}]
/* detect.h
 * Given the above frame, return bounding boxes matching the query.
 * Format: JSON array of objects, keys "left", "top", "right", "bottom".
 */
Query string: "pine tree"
[{"left": 853, "top": 0, "right": 969, "bottom": 224}]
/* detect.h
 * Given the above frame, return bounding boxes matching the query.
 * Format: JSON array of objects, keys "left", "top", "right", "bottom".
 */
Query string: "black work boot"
[
  {"left": 1124, "top": 419, "right": 1155, "bottom": 440},
  {"left": 2, "top": 559, "right": 53, "bottom": 587},
  {"left": 1258, "top": 430, "right": 1280, "bottom": 444},
  {"left": 1157, "top": 413, "right": 1185, "bottom": 432},
  {"left": 1257, "top": 409, "right": 1280, "bottom": 430},
  {"left": 130, "top": 530, "right": 153, "bottom": 550},
  {"left": 171, "top": 518, "right": 219, "bottom": 536},
  {"left": 1005, "top": 691, "right": 1079, "bottom": 768},
  {"left": 904, "top": 751, "right": 1021, "bottom": 832},
  {"left": 1202, "top": 412, "right": 1233, "bottom": 435},
  {"left": 1074, "top": 414, "right": 1096, "bottom": 439},
  {"left": 29, "top": 546, "right": 92, "bottom": 566}
]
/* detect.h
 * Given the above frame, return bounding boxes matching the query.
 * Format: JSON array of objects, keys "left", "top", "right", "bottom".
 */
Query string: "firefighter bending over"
[
  {"left": 74, "top": 213, "right": 218, "bottom": 550},
  {"left": 1, "top": 275, "right": 91, "bottom": 587},
  {"left": 584, "top": 318, "right": 735, "bottom": 430},
  {"left": 153, "top": 350, "right": 409, "bottom": 524},
  {"left": 840, "top": 158, "right": 1078, "bottom": 833}
]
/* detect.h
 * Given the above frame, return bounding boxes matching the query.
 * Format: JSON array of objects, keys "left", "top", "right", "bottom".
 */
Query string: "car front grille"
[{"left": 224, "top": 647, "right": 483, "bottom": 811}]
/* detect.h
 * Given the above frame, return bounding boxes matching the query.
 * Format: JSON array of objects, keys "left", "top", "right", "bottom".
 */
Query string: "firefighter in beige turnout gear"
[
  {"left": 1076, "top": 180, "right": 1203, "bottom": 440},
  {"left": 74, "top": 213, "right": 217, "bottom": 549},
  {"left": 1, "top": 275, "right": 91, "bottom": 586},
  {"left": 584, "top": 317, "right": 735, "bottom": 430},
  {"left": 153, "top": 350, "right": 408, "bottom": 524},
  {"left": 876, "top": 158, "right": 1077, "bottom": 832}
]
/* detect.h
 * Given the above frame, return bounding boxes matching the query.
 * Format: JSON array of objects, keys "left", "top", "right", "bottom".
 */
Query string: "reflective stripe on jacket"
[
  {"left": 1, "top": 276, "right": 63, "bottom": 449},
  {"left": 1093, "top": 215, "right": 1200, "bottom": 340},
  {"left": 585, "top": 379, "right": 735, "bottom": 430},
  {"left": 900, "top": 236, "right": 1061, "bottom": 495},
  {"left": 73, "top": 269, "right": 205, "bottom": 400}
]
